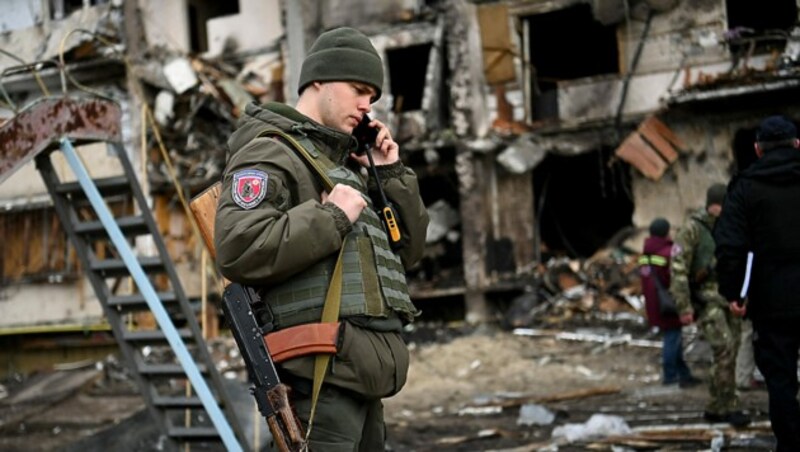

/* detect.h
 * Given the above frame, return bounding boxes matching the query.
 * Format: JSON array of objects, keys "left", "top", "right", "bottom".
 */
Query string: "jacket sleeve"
[
  {"left": 214, "top": 139, "right": 349, "bottom": 285},
  {"left": 670, "top": 221, "right": 698, "bottom": 315},
  {"left": 714, "top": 180, "right": 751, "bottom": 302},
  {"left": 372, "top": 161, "right": 429, "bottom": 269}
]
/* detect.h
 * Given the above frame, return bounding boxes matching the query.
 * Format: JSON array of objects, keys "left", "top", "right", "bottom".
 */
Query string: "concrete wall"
[
  {"left": 0, "top": 279, "right": 104, "bottom": 329},
  {"left": 206, "top": 0, "right": 283, "bottom": 57},
  {"left": 1, "top": 0, "right": 43, "bottom": 32},
  {"left": 0, "top": 3, "right": 110, "bottom": 73},
  {"left": 140, "top": 0, "right": 191, "bottom": 52},
  {"left": 632, "top": 106, "right": 800, "bottom": 232},
  {"left": 0, "top": 142, "right": 124, "bottom": 202}
]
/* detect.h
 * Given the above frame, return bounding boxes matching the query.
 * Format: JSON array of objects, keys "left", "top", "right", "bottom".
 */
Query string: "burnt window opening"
[
  {"left": 533, "top": 148, "right": 633, "bottom": 259},
  {"left": 732, "top": 128, "right": 759, "bottom": 174},
  {"left": 404, "top": 147, "right": 463, "bottom": 287},
  {"left": 524, "top": 4, "right": 619, "bottom": 121},
  {"left": 51, "top": 0, "right": 108, "bottom": 20},
  {"left": 386, "top": 43, "right": 432, "bottom": 112},
  {"left": 725, "top": 0, "right": 797, "bottom": 56},
  {"left": 188, "top": 0, "right": 241, "bottom": 54}
]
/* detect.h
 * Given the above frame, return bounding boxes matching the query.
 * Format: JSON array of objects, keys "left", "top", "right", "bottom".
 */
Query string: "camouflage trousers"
[{"left": 697, "top": 304, "right": 742, "bottom": 414}]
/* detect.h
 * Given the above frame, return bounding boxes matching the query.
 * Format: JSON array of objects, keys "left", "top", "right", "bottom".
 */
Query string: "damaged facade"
[{"left": 1, "top": 0, "right": 800, "bottom": 372}]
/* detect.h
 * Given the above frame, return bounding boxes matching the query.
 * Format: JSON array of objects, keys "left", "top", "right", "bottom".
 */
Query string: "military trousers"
[
  {"left": 277, "top": 321, "right": 410, "bottom": 451},
  {"left": 697, "top": 304, "right": 741, "bottom": 414}
]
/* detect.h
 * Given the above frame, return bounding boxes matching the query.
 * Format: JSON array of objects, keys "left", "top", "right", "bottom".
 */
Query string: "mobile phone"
[{"left": 352, "top": 114, "right": 378, "bottom": 156}]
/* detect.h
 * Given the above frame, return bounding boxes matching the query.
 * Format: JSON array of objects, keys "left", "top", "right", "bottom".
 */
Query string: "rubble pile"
[
  {"left": 504, "top": 244, "right": 645, "bottom": 330},
  {"left": 138, "top": 51, "right": 283, "bottom": 195}
]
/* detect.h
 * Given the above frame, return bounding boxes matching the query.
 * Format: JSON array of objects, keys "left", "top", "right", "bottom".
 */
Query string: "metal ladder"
[{"left": 0, "top": 96, "right": 246, "bottom": 451}]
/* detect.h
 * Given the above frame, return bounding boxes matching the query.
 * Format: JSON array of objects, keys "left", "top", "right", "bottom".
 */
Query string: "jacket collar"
[{"left": 257, "top": 102, "right": 357, "bottom": 165}]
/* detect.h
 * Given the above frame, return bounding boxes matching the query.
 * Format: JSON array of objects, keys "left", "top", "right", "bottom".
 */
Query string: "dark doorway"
[
  {"left": 386, "top": 43, "right": 433, "bottom": 112},
  {"left": 533, "top": 148, "right": 634, "bottom": 258},
  {"left": 188, "top": 0, "right": 241, "bottom": 53},
  {"left": 524, "top": 4, "right": 620, "bottom": 121},
  {"left": 732, "top": 128, "right": 758, "bottom": 174}
]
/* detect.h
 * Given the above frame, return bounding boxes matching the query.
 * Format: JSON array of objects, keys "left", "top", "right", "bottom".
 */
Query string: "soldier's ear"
[{"left": 754, "top": 142, "right": 764, "bottom": 158}]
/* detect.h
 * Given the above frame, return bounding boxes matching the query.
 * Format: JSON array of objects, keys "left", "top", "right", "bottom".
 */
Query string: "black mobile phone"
[{"left": 352, "top": 114, "right": 378, "bottom": 156}]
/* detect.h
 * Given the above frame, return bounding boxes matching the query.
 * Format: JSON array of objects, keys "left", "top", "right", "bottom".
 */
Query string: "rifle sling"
[{"left": 253, "top": 129, "right": 346, "bottom": 440}]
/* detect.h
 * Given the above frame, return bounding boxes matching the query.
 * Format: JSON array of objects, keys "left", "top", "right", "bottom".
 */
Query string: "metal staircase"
[{"left": 0, "top": 96, "right": 246, "bottom": 451}]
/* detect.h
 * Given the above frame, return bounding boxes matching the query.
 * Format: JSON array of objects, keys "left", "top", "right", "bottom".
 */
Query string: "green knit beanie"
[
  {"left": 298, "top": 27, "right": 384, "bottom": 101},
  {"left": 706, "top": 183, "right": 727, "bottom": 208}
]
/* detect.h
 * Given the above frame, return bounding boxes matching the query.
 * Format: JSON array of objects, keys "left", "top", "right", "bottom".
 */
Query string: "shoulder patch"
[
  {"left": 232, "top": 169, "right": 269, "bottom": 209},
  {"left": 671, "top": 243, "right": 683, "bottom": 257}
]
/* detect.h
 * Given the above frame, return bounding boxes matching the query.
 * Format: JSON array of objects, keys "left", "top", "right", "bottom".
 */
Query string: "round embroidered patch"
[{"left": 232, "top": 169, "right": 268, "bottom": 209}]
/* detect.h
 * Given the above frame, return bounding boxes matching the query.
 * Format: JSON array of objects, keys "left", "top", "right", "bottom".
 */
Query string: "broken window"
[
  {"left": 731, "top": 128, "right": 759, "bottom": 174},
  {"left": 50, "top": 0, "right": 108, "bottom": 20},
  {"left": 404, "top": 146, "right": 463, "bottom": 291},
  {"left": 386, "top": 43, "right": 433, "bottom": 112},
  {"left": 523, "top": 4, "right": 619, "bottom": 121},
  {"left": 188, "top": 0, "right": 241, "bottom": 53},
  {"left": 725, "top": 0, "right": 797, "bottom": 56},
  {"left": 533, "top": 148, "right": 633, "bottom": 258}
]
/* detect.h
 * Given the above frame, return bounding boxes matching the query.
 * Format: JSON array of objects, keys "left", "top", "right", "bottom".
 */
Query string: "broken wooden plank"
[
  {"left": 513, "top": 328, "right": 662, "bottom": 348},
  {"left": 467, "top": 385, "right": 621, "bottom": 409},
  {"left": 638, "top": 120, "right": 679, "bottom": 163},
  {"left": 615, "top": 132, "right": 668, "bottom": 180},
  {"left": 477, "top": 3, "right": 516, "bottom": 84},
  {"left": 644, "top": 115, "right": 685, "bottom": 150}
]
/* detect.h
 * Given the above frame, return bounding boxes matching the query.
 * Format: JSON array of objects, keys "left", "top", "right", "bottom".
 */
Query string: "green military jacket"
[
  {"left": 214, "top": 102, "right": 429, "bottom": 326},
  {"left": 669, "top": 207, "right": 728, "bottom": 316}
]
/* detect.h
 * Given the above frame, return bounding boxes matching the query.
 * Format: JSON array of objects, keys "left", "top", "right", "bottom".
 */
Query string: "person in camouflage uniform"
[{"left": 670, "top": 183, "right": 750, "bottom": 427}]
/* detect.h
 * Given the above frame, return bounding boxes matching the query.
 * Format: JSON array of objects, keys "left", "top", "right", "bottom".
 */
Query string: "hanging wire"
[
  {"left": 0, "top": 48, "right": 51, "bottom": 95},
  {"left": 57, "top": 28, "right": 122, "bottom": 100},
  {"left": 0, "top": 47, "right": 57, "bottom": 112}
]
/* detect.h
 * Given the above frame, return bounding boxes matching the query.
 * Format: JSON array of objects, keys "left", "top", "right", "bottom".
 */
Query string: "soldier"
[
  {"left": 214, "top": 27, "right": 429, "bottom": 450},
  {"left": 670, "top": 183, "right": 750, "bottom": 427}
]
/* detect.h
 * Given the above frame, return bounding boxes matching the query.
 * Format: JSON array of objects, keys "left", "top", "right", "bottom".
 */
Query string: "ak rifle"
[{"left": 222, "top": 283, "right": 307, "bottom": 452}]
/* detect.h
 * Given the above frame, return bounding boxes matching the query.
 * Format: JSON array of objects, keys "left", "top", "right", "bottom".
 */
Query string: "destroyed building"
[{"left": 2, "top": 0, "right": 800, "bottom": 376}]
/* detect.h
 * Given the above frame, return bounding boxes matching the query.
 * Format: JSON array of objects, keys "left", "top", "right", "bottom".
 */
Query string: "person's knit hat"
[
  {"left": 649, "top": 217, "right": 670, "bottom": 238},
  {"left": 706, "top": 183, "right": 727, "bottom": 208},
  {"left": 298, "top": 27, "right": 383, "bottom": 100},
  {"left": 756, "top": 115, "right": 797, "bottom": 143}
]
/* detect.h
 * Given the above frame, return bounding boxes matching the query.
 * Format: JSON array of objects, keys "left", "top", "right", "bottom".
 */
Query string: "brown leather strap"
[{"left": 264, "top": 322, "right": 340, "bottom": 364}]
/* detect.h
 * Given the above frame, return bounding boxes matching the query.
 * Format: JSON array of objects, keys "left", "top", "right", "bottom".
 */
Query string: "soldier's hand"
[
  {"left": 322, "top": 184, "right": 366, "bottom": 224},
  {"left": 350, "top": 118, "right": 399, "bottom": 166},
  {"left": 679, "top": 312, "right": 694, "bottom": 325},
  {"left": 729, "top": 300, "right": 747, "bottom": 317}
]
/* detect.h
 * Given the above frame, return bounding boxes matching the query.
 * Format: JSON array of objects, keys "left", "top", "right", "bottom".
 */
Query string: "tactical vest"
[
  {"left": 690, "top": 217, "right": 715, "bottom": 279},
  {"left": 260, "top": 129, "right": 419, "bottom": 329}
]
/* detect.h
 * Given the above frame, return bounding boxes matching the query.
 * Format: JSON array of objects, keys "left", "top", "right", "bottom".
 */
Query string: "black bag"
[{"left": 651, "top": 270, "right": 678, "bottom": 316}]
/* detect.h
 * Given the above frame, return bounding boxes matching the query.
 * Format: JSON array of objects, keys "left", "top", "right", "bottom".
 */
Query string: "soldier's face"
[{"left": 317, "top": 82, "right": 374, "bottom": 133}]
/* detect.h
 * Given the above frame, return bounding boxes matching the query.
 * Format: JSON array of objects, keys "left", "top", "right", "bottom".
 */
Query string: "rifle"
[{"left": 222, "top": 283, "right": 308, "bottom": 452}]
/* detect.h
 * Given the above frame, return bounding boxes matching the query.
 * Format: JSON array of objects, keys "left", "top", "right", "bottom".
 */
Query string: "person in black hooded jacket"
[{"left": 715, "top": 115, "right": 800, "bottom": 451}]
